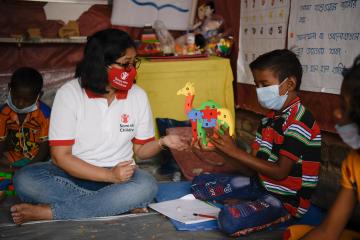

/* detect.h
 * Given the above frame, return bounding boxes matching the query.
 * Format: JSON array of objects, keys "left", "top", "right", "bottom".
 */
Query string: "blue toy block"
[
  {"left": 0, "top": 179, "right": 11, "bottom": 191},
  {"left": 187, "top": 110, "right": 203, "bottom": 121},
  {"left": 202, "top": 118, "right": 217, "bottom": 128}
]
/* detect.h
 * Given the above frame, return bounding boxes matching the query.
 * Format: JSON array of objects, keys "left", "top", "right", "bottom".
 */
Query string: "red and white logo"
[
  {"left": 121, "top": 114, "right": 129, "bottom": 124},
  {"left": 121, "top": 72, "right": 129, "bottom": 80}
]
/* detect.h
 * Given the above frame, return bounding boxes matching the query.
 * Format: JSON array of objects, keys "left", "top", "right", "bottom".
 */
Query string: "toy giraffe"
[{"left": 177, "top": 82, "right": 234, "bottom": 146}]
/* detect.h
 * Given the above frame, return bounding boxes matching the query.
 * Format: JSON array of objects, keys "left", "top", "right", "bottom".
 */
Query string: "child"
[
  {"left": 191, "top": 49, "right": 321, "bottom": 236},
  {"left": 293, "top": 55, "right": 360, "bottom": 239},
  {"left": 0, "top": 67, "right": 50, "bottom": 200}
]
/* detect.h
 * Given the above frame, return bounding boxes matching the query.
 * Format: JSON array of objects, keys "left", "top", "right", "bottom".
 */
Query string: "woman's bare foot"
[
  {"left": 130, "top": 207, "right": 149, "bottom": 214},
  {"left": 10, "top": 203, "right": 53, "bottom": 225}
]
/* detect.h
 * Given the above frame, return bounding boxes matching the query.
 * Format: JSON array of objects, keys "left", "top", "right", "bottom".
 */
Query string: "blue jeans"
[
  {"left": 191, "top": 173, "right": 290, "bottom": 236},
  {"left": 13, "top": 162, "right": 158, "bottom": 220}
]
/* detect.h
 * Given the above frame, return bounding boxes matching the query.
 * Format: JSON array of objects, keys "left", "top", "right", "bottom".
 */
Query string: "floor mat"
[{"left": 0, "top": 189, "right": 284, "bottom": 240}]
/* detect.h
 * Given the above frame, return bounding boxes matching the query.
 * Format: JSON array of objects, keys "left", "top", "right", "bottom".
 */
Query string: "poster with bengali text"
[
  {"left": 288, "top": 0, "right": 360, "bottom": 94},
  {"left": 237, "top": 0, "right": 290, "bottom": 84}
]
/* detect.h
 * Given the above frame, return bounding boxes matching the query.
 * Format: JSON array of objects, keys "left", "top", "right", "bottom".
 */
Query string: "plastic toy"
[
  {"left": 153, "top": 20, "right": 175, "bottom": 55},
  {"left": 137, "top": 24, "right": 161, "bottom": 56},
  {"left": 177, "top": 82, "right": 234, "bottom": 147},
  {"left": 215, "top": 36, "right": 234, "bottom": 57},
  {"left": 0, "top": 172, "right": 15, "bottom": 196}
]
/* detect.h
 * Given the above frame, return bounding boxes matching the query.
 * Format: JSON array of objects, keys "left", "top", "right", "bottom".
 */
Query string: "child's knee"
[
  {"left": 218, "top": 206, "right": 246, "bottom": 235},
  {"left": 190, "top": 173, "right": 214, "bottom": 200},
  {"left": 218, "top": 195, "right": 290, "bottom": 236},
  {"left": 13, "top": 165, "right": 39, "bottom": 195}
]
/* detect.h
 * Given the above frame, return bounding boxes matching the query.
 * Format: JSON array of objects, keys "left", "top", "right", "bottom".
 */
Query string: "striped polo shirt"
[{"left": 252, "top": 97, "right": 321, "bottom": 218}]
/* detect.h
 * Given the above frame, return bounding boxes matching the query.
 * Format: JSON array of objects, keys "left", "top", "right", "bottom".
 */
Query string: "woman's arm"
[
  {"left": 301, "top": 187, "right": 357, "bottom": 240},
  {"left": 133, "top": 135, "right": 189, "bottom": 160},
  {"left": 51, "top": 145, "right": 135, "bottom": 183}
]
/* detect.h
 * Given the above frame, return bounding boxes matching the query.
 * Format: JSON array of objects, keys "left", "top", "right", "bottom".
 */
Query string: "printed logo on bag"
[{"left": 120, "top": 113, "right": 134, "bottom": 132}]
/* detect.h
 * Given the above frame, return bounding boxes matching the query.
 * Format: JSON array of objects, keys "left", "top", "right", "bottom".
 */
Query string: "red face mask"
[{"left": 108, "top": 66, "right": 137, "bottom": 91}]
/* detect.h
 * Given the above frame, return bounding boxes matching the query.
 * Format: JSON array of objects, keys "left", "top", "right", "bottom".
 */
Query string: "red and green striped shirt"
[{"left": 252, "top": 97, "right": 321, "bottom": 218}]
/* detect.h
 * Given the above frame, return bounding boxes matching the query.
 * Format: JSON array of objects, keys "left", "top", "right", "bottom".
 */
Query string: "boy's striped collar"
[{"left": 266, "top": 97, "right": 301, "bottom": 118}]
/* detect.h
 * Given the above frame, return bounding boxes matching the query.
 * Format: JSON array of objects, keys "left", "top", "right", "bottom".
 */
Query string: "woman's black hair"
[
  {"left": 10, "top": 67, "right": 43, "bottom": 95},
  {"left": 341, "top": 55, "right": 360, "bottom": 128},
  {"left": 75, "top": 28, "right": 136, "bottom": 94},
  {"left": 249, "top": 49, "right": 303, "bottom": 90}
]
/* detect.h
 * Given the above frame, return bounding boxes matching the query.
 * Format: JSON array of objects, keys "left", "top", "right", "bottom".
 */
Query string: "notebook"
[{"left": 149, "top": 194, "right": 220, "bottom": 224}]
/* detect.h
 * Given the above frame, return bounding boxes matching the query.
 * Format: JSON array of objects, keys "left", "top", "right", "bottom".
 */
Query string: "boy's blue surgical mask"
[
  {"left": 335, "top": 123, "right": 360, "bottom": 149},
  {"left": 6, "top": 91, "right": 39, "bottom": 114},
  {"left": 256, "top": 78, "right": 289, "bottom": 110}
]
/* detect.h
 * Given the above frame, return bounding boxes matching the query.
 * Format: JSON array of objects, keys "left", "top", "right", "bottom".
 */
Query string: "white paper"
[
  {"left": 111, "top": 0, "right": 197, "bottom": 30},
  {"left": 149, "top": 194, "right": 220, "bottom": 224},
  {"left": 237, "top": 0, "right": 290, "bottom": 84},
  {"left": 288, "top": 0, "right": 360, "bottom": 94}
]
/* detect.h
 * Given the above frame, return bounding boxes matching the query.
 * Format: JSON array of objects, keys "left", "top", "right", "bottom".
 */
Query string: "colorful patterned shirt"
[
  {"left": 0, "top": 102, "right": 51, "bottom": 163},
  {"left": 252, "top": 97, "right": 321, "bottom": 218}
]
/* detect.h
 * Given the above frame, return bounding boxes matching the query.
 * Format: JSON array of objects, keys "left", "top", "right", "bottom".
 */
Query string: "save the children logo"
[
  {"left": 121, "top": 72, "right": 129, "bottom": 80},
  {"left": 120, "top": 113, "right": 134, "bottom": 132},
  {"left": 121, "top": 114, "right": 129, "bottom": 124}
]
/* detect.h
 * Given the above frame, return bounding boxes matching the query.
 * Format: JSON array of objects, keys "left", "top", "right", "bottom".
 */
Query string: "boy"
[
  {"left": 191, "top": 49, "right": 321, "bottom": 236},
  {"left": 0, "top": 67, "right": 50, "bottom": 199}
]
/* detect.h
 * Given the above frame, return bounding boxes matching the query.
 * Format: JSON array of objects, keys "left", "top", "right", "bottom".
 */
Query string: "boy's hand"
[
  {"left": 193, "top": 137, "right": 215, "bottom": 152},
  {"left": 208, "top": 126, "right": 242, "bottom": 159}
]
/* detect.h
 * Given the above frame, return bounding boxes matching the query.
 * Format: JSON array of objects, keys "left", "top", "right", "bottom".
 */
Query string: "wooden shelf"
[{"left": 0, "top": 37, "right": 87, "bottom": 45}]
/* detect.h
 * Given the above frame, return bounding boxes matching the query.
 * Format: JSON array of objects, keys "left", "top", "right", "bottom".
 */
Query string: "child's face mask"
[
  {"left": 256, "top": 78, "right": 289, "bottom": 110},
  {"left": 335, "top": 123, "right": 360, "bottom": 149},
  {"left": 6, "top": 91, "right": 39, "bottom": 114}
]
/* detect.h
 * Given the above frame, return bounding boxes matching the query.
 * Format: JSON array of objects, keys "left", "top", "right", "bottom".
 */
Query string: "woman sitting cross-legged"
[{"left": 10, "top": 28, "right": 188, "bottom": 224}]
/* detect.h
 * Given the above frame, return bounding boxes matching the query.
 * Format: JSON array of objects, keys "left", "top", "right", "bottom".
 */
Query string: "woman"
[{"left": 11, "top": 29, "right": 188, "bottom": 224}]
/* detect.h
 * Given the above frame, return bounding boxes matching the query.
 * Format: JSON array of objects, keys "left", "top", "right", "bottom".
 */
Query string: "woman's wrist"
[
  {"left": 105, "top": 168, "right": 117, "bottom": 183},
  {"left": 158, "top": 137, "right": 166, "bottom": 150}
]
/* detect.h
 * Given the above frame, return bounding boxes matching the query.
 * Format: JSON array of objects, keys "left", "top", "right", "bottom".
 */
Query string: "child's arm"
[
  {"left": 31, "top": 141, "right": 49, "bottom": 163},
  {"left": 209, "top": 128, "right": 294, "bottom": 180},
  {"left": 301, "top": 187, "right": 356, "bottom": 240},
  {"left": 0, "top": 141, "right": 5, "bottom": 158},
  {"left": 0, "top": 141, "right": 6, "bottom": 169}
]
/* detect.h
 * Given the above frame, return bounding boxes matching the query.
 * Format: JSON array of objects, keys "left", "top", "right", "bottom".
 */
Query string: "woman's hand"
[
  {"left": 110, "top": 160, "right": 137, "bottom": 183},
  {"left": 161, "top": 135, "right": 190, "bottom": 151}
]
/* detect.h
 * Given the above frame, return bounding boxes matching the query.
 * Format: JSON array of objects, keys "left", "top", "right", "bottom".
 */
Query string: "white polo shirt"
[{"left": 49, "top": 79, "right": 155, "bottom": 167}]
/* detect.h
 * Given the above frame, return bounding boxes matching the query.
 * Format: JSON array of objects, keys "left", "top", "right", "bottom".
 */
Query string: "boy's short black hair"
[
  {"left": 10, "top": 67, "right": 43, "bottom": 95},
  {"left": 75, "top": 28, "right": 136, "bottom": 94},
  {"left": 249, "top": 49, "right": 303, "bottom": 90},
  {"left": 342, "top": 55, "right": 360, "bottom": 128}
]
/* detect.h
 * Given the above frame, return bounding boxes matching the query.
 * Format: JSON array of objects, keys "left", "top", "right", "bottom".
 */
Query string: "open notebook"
[{"left": 149, "top": 194, "right": 220, "bottom": 224}]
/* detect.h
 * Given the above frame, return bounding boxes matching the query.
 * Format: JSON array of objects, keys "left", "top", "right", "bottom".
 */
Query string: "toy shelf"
[{"left": 0, "top": 37, "right": 87, "bottom": 45}]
